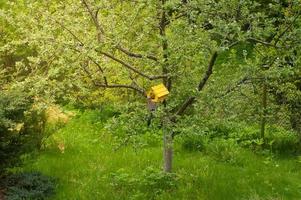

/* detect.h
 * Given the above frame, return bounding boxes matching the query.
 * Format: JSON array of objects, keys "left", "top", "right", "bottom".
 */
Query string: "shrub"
[
  {"left": 205, "top": 139, "right": 243, "bottom": 165},
  {"left": 108, "top": 167, "right": 178, "bottom": 199},
  {"left": 181, "top": 133, "right": 207, "bottom": 152},
  {"left": 178, "top": 119, "right": 238, "bottom": 152},
  {"left": 0, "top": 90, "right": 32, "bottom": 133},
  {"left": 0, "top": 90, "right": 33, "bottom": 172},
  {"left": 229, "top": 125, "right": 263, "bottom": 151},
  {"left": 178, "top": 119, "right": 300, "bottom": 155},
  {"left": 0, "top": 89, "right": 48, "bottom": 172},
  {"left": 140, "top": 167, "right": 178, "bottom": 195},
  {"left": 206, "top": 122, "right": 235, "bottom": 139},
  {"left": 265, "top": 126, "right": 299, "bottom": 154},
  {"left": 2, "top": 172, "right": 56, "bottom": 200},
  {"left": 104, "top": 103, "right": 160, "bottom": 149},
  {"left": 230, "top": 125, "right": 300, "bottom": 154},
  {"left": 109, "top": 168, "right": 137, "bottom": 190}
]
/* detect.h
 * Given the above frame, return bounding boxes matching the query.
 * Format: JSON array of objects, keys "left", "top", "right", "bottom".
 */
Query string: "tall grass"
[{"left": 21, "top": 110, "right": 301, "bottom": 200}]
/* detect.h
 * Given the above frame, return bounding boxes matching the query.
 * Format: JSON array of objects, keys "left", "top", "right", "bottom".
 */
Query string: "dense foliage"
[
  {"left": 0, "top": 90, "right": 34, "bottom": 172},
  {"left": 0, "top": 0, "right": 301, "bottom": 199},
  {"left": 1, "top": 172, "right": 56, "bottom": 200}
]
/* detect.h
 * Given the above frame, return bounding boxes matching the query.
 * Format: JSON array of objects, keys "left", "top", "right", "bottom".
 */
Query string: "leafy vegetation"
[
  {"left": 0, "top": 89, "right": 36, "bottom": 172},
  {"left": 0, "top": 0, "right": 301, "bottom": 199},
  {"left": 180, "top": 121, "right": 300, "bottom": 154},
  {"left": 16, "top": 111, "right": 301, "bottom": 200},
  {"left": 1, "top": 172, "right": 56, "bottom": 200}
]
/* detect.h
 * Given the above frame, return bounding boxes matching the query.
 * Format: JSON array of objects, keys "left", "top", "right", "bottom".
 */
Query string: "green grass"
[{"left": 21, "top": 110, "right": 301, "bottom": 200}]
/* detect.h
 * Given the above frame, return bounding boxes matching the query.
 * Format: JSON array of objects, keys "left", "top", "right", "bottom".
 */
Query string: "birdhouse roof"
[{"left": 151, "top": 84, "right": 169, "bottom": 98}]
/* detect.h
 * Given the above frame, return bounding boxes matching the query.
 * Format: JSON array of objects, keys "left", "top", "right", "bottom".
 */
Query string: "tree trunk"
[
  {"left": 159, "top": 0, "right": 173, "bottom": 173},
  {"left": 163, "top": 130, "right": 173, "bottom": 173},
  {"left": 290, "top": 82, "right": 301, "bottom": 141},
  {"left": 290, "top": 103, "right": 301, "bottom": 141},
  {"left": 260, "top": 80, "right": 267, "bottom": 139}
]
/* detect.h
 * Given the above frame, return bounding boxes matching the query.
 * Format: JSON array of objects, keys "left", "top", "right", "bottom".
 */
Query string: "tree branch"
[
  {"left": 216, "top": 76, "right": 251, "bottom": 98},
  {"left": 54, "top": 20, "right": 84, "bottom": 46},
  {"left": 116, "top": 46, "right": 159, "bottom": 62},
  {"left": 55, "top": 21, "right": 168, "bottom": 81},
  {"left": 274, "top": 11, "right": 301, "bottom": 45},
  {"left": 175, "top": 96, "right": 196, "bottom": 116},
  {"left": 97, "top": 50, "right": 168, "bottom": 81},
  {"left": 94, "top": 82, "right": 146, "bottom": 96},
  {"left": 175, "top": 51, "right": 218, "bottom": 116},
  {"left": 198, "top": 51, "right": 218, "bottom": 91},
  {"left": 81, "top": 61, "right": 145, "bottom": 95},
  {"left": 160, "top": 0, "right": 171, "bottom": 90},
  {"left": 246, "top": 38, "right": 277, "bottom": 47},
  {"left": 89, "top": 58, "right": 108, "bottom": 85},
  {"left": 81, "top": 0, "right": 104, "bottom": 42}
]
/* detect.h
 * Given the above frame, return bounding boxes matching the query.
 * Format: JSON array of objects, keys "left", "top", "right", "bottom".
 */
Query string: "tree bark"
[
  {"left": 160, "top": 0, "right": 171, "bottom": 91},
  {"left": 163, "top": 130, "right": 173, "bottom": 173},
  {"left": 290, "top": 103, "right": 301, "bottom": 141},
  {"left": 159, "top": 0, "right": 173, "bottom": 173},
  {"left": 260, "top": 80, "right": 267, "bottom": 139}
]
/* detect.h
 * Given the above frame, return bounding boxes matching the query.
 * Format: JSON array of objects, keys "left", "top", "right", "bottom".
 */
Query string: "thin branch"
[
  {"left": 94, "top": 82, "right": 146, "bottom": 96},
  {"left": 174, "top": 13, "right": 186, "bottom": 20},
  {"left": 97, "top": 50, "right": 168, "bottom": 81},
  {"left": 116, "top": 46, "right": 159, "bottom": 62},
  {"left": 175, "top": 96, "right": 196, "bottom": 116},
  {"left": 215, "top": 74, "right": 299, "bottom": 99},
  {"left": 165, "top": 13, "right": 186, "bottom": 26},
  {"left": 60, "top": 38, "right": 109, "bottom": 85},
  {"left": 129, "top": 74, "right": 145, "bottom": 93},
  {"left": 274, "top": 11, "right": 301, "bottom": 45},
  {"left": 54, "top": 20, "right": 84, "bottom": 45},
  {"left": 246, "top": 38, "right": 277, "bottom": 47},
  {"left": 89, "top": 58, "right": 108, "bottom": 85},
  {"left": 81, "top": 0, "right": 104, "bottom": 42},
  {"left": 56, "top": 21, "right": 168, "bottom": 81},
  {"left": 216, "top": 76, "right": 250, "bottom": 98},
  {"left": 53, "top": 23, "right": 146, "bottom": 95},
  {"left": 175, "top": 51, "right": 218, "bottom": 116},
  {"left": 198, "top": 51, "right": 218, "bottom": 91},
  {"left": 227, "top": 40, "right": 241, "bottom": 49},
  {"left": 81, "top": 61, "right": 145, "bottom": 95},
  {"left": 95, "top": 7, "right": 101, "bottom": 20}
]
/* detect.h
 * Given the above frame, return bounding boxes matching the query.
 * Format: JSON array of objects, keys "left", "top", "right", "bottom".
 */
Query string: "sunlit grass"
[{"left": 22, "top": 110, "right": 301, "bottom": 200}]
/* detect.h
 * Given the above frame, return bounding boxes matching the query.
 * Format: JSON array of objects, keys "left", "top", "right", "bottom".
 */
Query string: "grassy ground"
[{"left": 20, "top": 110, "right": 301, "bottom": 200}]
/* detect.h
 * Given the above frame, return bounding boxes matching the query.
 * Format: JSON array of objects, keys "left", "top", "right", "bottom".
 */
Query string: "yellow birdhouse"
[{"left": 147, "top": 84, "right": 169, "bottom": 103}]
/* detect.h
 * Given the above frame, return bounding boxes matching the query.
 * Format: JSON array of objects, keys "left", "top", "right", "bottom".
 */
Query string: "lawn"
[{"left": 20, "top": 110, "right": 301, "bottom": 200}]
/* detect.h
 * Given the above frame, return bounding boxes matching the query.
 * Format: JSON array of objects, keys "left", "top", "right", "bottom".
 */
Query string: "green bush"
[
  {"left": 0, "top": 90, "right": 33, "bottom": 172},
  {"left": 179, "top": 120, "right": 238, "bottom": 152},
  {"left": 2, "top": 172, "right": 56, "bottom": 200},
  {"left": 230, "top": 125, "right": 300, "bottom": 154},
  {"left": 0, "top": 90, "right": 32, "bottom": 132},
  {"left": 205, "top": 139, "right": 243, "bottom": 165},
  {"left": 181, "top": 133, "right": 207, "bottom": 152},
  {"left": 206, "top": 122, "right": 235, "bottom": 139},
  {"left": 0, "top": 89, "right": 47, "bottom": 172},
  {"left": 265, "top": 126, "right": 300, "bottom": 154},
  {"left": 140, "top": 167, "right": 177, "bottom": 195},
  {"left": 108, "top": 167, "right": 178, "bottom": 199},
  {"left": 104, "top": 103, "right": 160, "bottom": 149}
]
